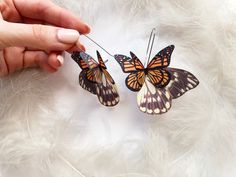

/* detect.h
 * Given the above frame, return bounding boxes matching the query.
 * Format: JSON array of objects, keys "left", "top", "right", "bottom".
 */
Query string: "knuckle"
[
  {"left": 32, "top": 24, "right": 46, "bottom": 43},
  {"left": 0, "top": 50, "right": 9, "bottom": 77}
]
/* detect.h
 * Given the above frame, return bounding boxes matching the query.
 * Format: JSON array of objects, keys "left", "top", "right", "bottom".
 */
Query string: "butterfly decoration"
[
  {"left": 114, "top": 45, "right": 199, "bottom": 115},
  {"left": 71, "top": 51, "right": 119, "bottom": 107}
]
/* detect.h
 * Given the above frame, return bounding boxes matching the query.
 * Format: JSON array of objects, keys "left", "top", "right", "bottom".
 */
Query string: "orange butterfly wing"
[
  {"left": 147, "top": 45, "right": 174, "bottom": 69},
  {"left": 114, "top": 52, "right": 144, "bottom": 73}
]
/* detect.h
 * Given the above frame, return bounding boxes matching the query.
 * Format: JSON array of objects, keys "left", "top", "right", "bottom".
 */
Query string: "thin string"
[
  {"left": 144, "top": 28, "right": 156, "bottom": 67},
  {"left": 84, "top": 35, "right": 114, "bottom": 57},
  {"left": 83, "top": 29, "right": 156, "bottom": 64}
]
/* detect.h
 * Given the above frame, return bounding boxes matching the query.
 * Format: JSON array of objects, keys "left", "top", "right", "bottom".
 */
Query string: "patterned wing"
[
  {"left": 79, "top": 52, "right": 98, "bottom": 69},
  {"left": 114, "top": 52, "right": 144, "bottom": 73},
  {"left": 147, "top": 45, "right": 175, "bottom": 69},
  {"left": 71, "top": 51, "right": 98, "bottom": 94},
  {"left": 96, "top": 51, "right": 107, "bottom": 69},
  {"left": 95, "top": 69, "right": 119, "bottom": 107},
  {"left": 71, "top": 51, "right": 89, "bottom": 70},
  {"left": 147, "top": 70, "right": 171, "bottom": 88},
  {"left": 165, "top": 68, "right": 199, "bottom": 99},
  {"left": 125, "top": 71, "right": 145, "bottom": 92},
  {"left": 137, "top": 77, "right": 172, "bottom": 115},
  {"left": 130, "top": 52, "right": 145, "bottom": 70},
  {"left": 79, "top": 70, "right": 96, "bottom": 95}
]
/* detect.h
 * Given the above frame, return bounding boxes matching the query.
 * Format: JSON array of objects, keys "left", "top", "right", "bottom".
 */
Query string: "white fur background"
[{"left": 0, "top": 0, "right": 236, "bottom": 176}]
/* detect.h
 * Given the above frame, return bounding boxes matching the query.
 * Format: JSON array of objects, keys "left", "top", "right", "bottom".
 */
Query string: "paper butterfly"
[
  {"left": 114, "top": 46, "right": 199, "bottom": 115},
  {"left": 71, "top": 51, "right": 119, "bottom": 107}
]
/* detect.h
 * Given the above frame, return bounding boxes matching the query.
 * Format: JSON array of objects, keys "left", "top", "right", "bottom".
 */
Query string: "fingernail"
[
  {"left": 80, "top": 45, "right": 86, "bottom": 52},
  {"left": 57, "top": 55, "right": 64, "bottom": 66},
  {"left": 84, "top": 24, "right": 91, "bottom": 33},
  {"left": 57, "top": 29, "right": 80, "bottom": 43}
]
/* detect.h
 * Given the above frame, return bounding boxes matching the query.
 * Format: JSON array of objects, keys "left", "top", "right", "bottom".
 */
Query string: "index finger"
[{"left": 14, "top": 0, "right": 90, "bottom": 34}]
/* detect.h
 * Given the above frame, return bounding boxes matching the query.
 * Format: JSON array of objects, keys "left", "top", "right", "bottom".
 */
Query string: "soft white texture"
[{"left": 0, "top": 0, "right": 236, "bottom": 176}]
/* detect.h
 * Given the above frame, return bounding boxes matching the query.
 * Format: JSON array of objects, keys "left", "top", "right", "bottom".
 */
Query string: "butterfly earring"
[
  {"left": 71, "top": 51, "right": 120, "bottom": 107},
  {"left": 114, "top": 29, "right": 199, "bottom": 115}
]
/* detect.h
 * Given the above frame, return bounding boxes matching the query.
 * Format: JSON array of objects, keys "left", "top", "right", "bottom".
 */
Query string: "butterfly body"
[{"left": 71, "top": 51, "right": 119, "bottom": 107}]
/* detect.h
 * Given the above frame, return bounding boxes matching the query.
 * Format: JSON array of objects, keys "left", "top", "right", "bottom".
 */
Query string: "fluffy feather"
[{"left": 0, "top": 0, "right": 236, "bottom": 176}]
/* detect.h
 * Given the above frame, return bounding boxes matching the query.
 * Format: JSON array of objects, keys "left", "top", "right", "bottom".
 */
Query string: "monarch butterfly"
[
  {"left": 71, "top": 51, "right": 119, "bottom": 107},
  {"left": 114, "top": 45, "right": 174, "bottom": 92},
  {"left": 115, "top": 46, "right": 199, "bottom": 115}
]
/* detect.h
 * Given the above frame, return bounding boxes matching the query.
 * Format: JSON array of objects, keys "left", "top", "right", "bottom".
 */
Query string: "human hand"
[{"left": 0, "top": 0, "right": 90, "bottom": 76}]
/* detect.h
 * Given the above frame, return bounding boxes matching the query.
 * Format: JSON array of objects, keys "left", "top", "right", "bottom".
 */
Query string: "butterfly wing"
[
  {"left": 71, "top": 51, "right": 89, "bottom": 70},
  {"left": 96, "top": 50, "right": 107, "bottom": 69},
  {"left": 79, "top": 70, "right": 97, "bottom": 94},
  {"left": 95, "top": 69, "right": 120, "bottom": 107},
  {"left": 71, "top": 51, "right": 97, "bottom": 94},
  {"left": 165, "top": 68, "right": 199, "bottom": 99},
  {"left": 79, "top": 52, "right": 99, "bottom": 69},
  {"left": 147, "top": 45, "right": 175, "bottom": 69},
  {"left": 145, "top": 45, "right": 174, "bottom": 88},
  {"left": 114, "top": 52, "right": 144, "bottom": 73},
  {"left": 115, "top": 52, "right": 145, "bottom": 92},
  {"left": 125, "top": 71, "right": 145, "bottom": 92},
  {"left": 130, "top": 52, "right": 145, "bottom": 70},
  {"left": 147, "top": 70, "right": 171, "bottom": 88},
  {"left": 137, "top": 77, "right": 172, "bottom": 115}
]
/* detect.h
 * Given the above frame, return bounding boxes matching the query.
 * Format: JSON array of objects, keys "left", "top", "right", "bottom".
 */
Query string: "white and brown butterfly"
[
  {"left": 71, "top": 51, "right": 119, "bottom": 107},
  {"left": 115, "top": 46, "right": 199, "bottom": 115},
  {"left": 114, "top": 45, "right": 174, "bottom": 114}
]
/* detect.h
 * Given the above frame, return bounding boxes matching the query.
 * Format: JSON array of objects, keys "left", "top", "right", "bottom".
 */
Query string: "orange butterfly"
[{"left": 114, "top": 45, "right": 174, "bottom": 92}]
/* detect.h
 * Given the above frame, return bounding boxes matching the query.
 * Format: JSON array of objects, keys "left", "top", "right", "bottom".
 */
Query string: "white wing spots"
[
  {"left": 187, "top": 77, "right": 197, "bottom": 85},
  {"left": 165, "top": 102, "right": 171, "bottom": 109},
  {"left": 102, "top": 74, "right": 107, "bottom": 87},
  {"left": 146, "top": 78, "right": 157, "bottom": 94},
  {"left": 174, "top": 72, "right": 178, "bottom": 77},
  {"left": 161, "top": 108, "right": 167, "bottom": 112},
  {"left": 137, "top": 77, "right": 172, "bottom": 115},
  {"left": 166, "top": 91, "right": 171, "bottom": 99},
  {"left": 95, "top": 73, "right": 119, "bottom": 107},
  {"left": 154, "top": 108, "right": 160, "bottom": 114},
  {"left": 188, "top": 83, "right": 194, "bottom": 89},
  {"left": 166, "top": 68, "right": 199, "bottom": 99}
]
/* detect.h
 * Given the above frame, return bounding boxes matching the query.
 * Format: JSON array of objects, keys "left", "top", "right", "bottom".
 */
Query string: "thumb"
[{"left": 0, "top": 21, "right": 83, "bottom": 51}]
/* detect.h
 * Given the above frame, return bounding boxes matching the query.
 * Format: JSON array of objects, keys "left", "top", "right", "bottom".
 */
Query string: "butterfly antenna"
[
  {"left": 144, "top": 28, "right": 156, "bottom": 67},
  {"left": 84, "top": 35, "right": 114, "bottom": 58}
]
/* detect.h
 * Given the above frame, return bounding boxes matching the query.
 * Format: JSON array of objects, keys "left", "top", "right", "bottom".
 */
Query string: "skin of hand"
[{"left": 0, "top": 0, "right": 90, "bottom": 76}]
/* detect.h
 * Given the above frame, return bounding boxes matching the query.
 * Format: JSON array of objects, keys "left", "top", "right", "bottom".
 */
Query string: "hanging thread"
[
  {"left": 144, "top": 28, "right": 157, "bottom": 67},
  {"left": 84, "top": 35, "right": 114, "bottom": 57},
  {"left": 82, "top": 28, "right": 157, "bottom": 64}
]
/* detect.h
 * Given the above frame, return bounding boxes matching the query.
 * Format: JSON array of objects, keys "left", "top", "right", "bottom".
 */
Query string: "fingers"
[
  {"left": 12, "top": 0, "right": 90, "bottom": 34},
  {"left": 0, "top": 21, "right": 85, "bottom": 51},
  {"left": 2, "top": 47, "right": 24, "bottom": 75},
  {"left": 24, "top": 51, "right": 63, "bottom": 73},
  {"left": 0, "top": 47, "right": 65, "bottom": 76}
]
